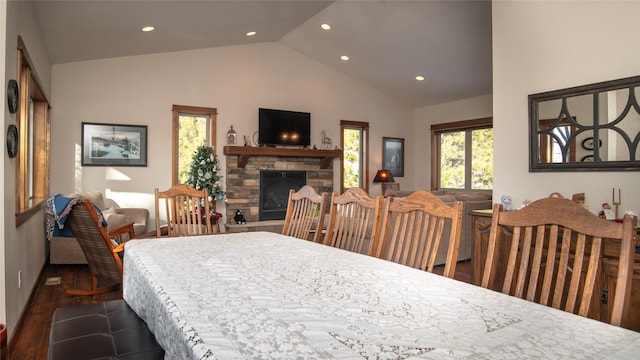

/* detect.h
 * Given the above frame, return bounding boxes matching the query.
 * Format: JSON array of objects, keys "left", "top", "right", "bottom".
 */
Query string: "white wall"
[
  {"left": 492, "top": 1, "right": 640, "bottom": 214},
  {"left": 413, "top": 94, "right": 493, "bottom": 189},
  {"left": 3, "top": 0, "right": 52, "bottom": 341},
  {"left": 50, "top": 42, "right": 415, "bottom": 226}
]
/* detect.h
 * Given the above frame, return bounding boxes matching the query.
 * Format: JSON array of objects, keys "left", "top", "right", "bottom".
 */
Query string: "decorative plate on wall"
[
  {"left": 7, "top": 79, "right": 19, "bottom": 114},
  {"left": 581, "top": 137, "right": 602, "bottom": 150},
  {"left": 581, "top": 155, "right": 594, "bottom": 162},
  {"left": 6, "top": 124, "right": 18, "bottom": 158}
]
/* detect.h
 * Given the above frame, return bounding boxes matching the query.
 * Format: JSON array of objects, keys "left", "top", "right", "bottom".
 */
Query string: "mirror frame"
[{"left": 529, "top": 75, "right": 640, "bottom": 172}]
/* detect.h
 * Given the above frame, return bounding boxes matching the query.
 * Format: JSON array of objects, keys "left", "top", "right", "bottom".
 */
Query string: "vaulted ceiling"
[{"left": 33, "top": 0, "right": 492, "bottom": 107}]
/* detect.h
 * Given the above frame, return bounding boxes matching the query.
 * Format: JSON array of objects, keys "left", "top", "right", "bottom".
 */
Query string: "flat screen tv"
[{"left": 259, "top": 108, "right": 311, "bottom": 147}]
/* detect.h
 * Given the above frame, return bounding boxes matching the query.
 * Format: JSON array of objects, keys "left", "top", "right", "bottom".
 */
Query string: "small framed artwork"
[
  {"left": 81, "top": 122, "right": 148, "bottom": 166},
  {"left": 383, "top": 137, "right": 404, "bottom": 177}
]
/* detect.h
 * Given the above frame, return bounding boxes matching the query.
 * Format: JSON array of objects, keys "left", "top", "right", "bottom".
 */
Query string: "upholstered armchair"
[{"left": 48, "top": 191, "right": 149, "bottom": 264}]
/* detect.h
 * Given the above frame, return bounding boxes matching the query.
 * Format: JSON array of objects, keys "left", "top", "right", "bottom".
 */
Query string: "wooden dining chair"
[
  {"left": 154, "top": 184, "right": 213, "bottom": 237},
  {"left": 373, "top": 191, "right": 463, "bottom": 278},
  {"left": 481, "top": 197, "right": 636, "bottom": 327},
  {"left": 282, "top": 185, "right": 328, "bottom": 243},
  {"left": 323, "top": 188, "right": 386, "bottom": 255},
  {"left": 65, "top": 199, "right": 133, "bottom": 296}
]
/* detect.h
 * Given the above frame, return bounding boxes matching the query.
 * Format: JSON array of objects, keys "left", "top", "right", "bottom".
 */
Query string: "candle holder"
[{"left": 612, "top": 188, "right": 621, "bottom": 219}]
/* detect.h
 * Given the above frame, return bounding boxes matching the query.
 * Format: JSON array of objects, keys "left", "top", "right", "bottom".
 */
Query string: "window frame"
[
  {"left": 15, "top": 36, "right": 51, "bottom": 226},
  {"left": 430, "top": 117, "right": 493, "bottom": 191},
  {"left": 340, "top": 120, "right": 369, "bottom": 193},
  {"left": 171, "top": 105, "right": 217, "bottom": 186}
]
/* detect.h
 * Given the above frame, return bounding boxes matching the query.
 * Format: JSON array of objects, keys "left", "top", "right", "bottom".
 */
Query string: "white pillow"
[
  {"left": 104, "top": 213, "right": 132, "bottom": 230},
  {"left": 102, "top": 207, "right": 117, "bottom": 215}
]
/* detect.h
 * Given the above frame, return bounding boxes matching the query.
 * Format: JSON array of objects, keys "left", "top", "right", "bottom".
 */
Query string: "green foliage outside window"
[
  {"left": 343, "top": 129, "right": 361, "bottom": 188},
  {"left": 471, "top": 129, "right": 493, "bottom": 189},
  {"left": 440, "top": 128, "right": 493, "bottom": 190},
  {"left": 440, "top": 132, "right": 465, "bottom": 189},
  {"left": 178, "top": 116, "right": 207, "bottom": 184}
]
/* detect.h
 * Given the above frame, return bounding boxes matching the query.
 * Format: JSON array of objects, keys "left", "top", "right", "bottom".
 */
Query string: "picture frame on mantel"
[
  {"left": 81, "top": 122, "right": 148, "bottom": 166},
  {"left": 383, "top": 137, "right": 404, "bottom": 177}
]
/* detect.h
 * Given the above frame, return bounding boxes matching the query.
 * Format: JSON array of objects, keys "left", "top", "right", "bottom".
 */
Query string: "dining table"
[{"left": 123, "top": 231, "right": 640, "bottom": 359}]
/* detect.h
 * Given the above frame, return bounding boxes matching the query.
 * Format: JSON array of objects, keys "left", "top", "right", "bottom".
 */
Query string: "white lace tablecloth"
[{"left": 123, "top": 232, "right": 640, "bottom": 359}]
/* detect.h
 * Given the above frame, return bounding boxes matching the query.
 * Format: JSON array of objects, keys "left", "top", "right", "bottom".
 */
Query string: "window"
[
  {"left": 340, "top": 120, "right": 369, "bottom": 193},
  {"left": 15, "top": 37, "right": 51, "bottom": 226},
  {"left": 171, "top": 105, "right": 217, "bottom": 185},
  {"left": 431, "top": 118, "right": 493, "bottom": 191}
]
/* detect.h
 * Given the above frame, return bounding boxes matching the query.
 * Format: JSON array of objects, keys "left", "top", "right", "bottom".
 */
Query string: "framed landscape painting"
[
  {"left": 81, "top": 122, "right": 148, "bottom": 166},
  {"left": 383, "top": 137, "right": 404, "bottom": 177}
]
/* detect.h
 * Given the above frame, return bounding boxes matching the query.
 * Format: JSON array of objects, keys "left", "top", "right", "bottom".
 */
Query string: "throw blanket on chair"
[{"left": 45, "top": 194, "right": 106, "bottom": 241}]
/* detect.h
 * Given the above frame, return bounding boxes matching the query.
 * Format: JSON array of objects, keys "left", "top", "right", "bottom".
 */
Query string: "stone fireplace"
[
  {"left": 259, "top": 170, "right": 306, "bottom": 220},
  {"left": 224, "top": 147, "right": 339, "bottom": 225}
]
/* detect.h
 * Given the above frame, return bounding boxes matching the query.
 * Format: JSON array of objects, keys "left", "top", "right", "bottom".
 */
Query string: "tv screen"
[{"left": 259, "top": 108, "right": 311, "bottom": 147}]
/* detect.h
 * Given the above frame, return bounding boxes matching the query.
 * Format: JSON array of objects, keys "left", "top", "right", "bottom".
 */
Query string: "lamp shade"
[{"left": 373, "top": 169, "right": 395, "bottom": 183}]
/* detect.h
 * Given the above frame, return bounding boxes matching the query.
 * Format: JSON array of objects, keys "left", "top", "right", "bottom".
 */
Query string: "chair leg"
[{"left": 66, "top": 276, "right": 120, "bottom": 296}]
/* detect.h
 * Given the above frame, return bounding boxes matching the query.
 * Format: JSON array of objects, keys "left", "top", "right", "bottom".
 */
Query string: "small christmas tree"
[{"left": 186, "top": 145, "right": 225, "bottom": 200}]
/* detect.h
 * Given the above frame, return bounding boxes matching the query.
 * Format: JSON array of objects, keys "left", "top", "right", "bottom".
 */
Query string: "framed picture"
[
  {"left": 81, "top": 122, "right": 148, "bottom": 166},
  {"left": 383, "top": 137, "right": 404, "bottom": 177}
]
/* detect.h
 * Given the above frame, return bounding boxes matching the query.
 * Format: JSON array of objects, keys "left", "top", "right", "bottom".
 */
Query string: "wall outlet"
[{"left": 18, "top": 270, "right": 22, "bottom": 289}]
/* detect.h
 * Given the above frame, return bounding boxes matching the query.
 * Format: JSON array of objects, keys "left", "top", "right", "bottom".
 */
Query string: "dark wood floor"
[
  {"left": 6, "top": 259, "right": 472, "bottom": 360},
  {"left": 6, "top": 263, "right": 122, "bottom": 360}
]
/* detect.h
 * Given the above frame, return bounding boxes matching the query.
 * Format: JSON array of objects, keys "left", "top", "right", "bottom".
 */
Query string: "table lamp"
[{"left": 373, "top": 169, "right": 396, "bottom": 195}]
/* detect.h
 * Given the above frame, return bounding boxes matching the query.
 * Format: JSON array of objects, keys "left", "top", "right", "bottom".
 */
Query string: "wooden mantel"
[{"left": 223, "top": 146, "right": 342, "bottom": 169}]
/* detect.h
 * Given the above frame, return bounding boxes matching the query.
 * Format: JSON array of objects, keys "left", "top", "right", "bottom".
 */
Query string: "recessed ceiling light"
[
  {"left": 246, "top": 31, "right": 257, "bottom": 37},
  {"left": 141, "top": 26, "right": 155, "bottom": 32},
  {"left": 415, "top": 75, "right": 425, "bottom": 81},
  {"left": 321, "top": 23, "right": 331, "bottom": 30},
  {"left": 340, "top": 55, "right": 350, "bottom": 61}
]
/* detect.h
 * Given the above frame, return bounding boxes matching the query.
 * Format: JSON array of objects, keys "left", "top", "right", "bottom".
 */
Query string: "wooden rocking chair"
[{"left": 65, "top": 199, "right": 134, "bottom": 296}]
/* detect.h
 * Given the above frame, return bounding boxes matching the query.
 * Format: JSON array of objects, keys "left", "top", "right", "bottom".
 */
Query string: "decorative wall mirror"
[{"left": 529, "top": 75, "right": 640, "bottom": 171}]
